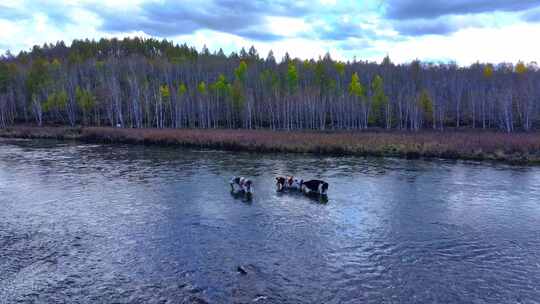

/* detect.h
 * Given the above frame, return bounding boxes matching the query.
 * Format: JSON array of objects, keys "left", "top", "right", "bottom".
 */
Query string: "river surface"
[{"left": 1, "top": 138, "right": 539, "bottom": 304}]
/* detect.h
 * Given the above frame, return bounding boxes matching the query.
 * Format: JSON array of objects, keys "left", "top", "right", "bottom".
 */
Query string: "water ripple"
[{"left": 1, "top": 139, "right": 539, "bottom": 303}]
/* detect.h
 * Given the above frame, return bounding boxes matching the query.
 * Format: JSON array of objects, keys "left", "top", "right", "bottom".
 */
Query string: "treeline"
[{"left": 0, "top": 37, "right": 539, "bottom": 132}]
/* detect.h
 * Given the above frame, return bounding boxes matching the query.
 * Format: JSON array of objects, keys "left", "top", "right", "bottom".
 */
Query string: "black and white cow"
[
  {"left": 230, "top": 176, "right": 253, "bottom": 195},
  {"left": 276, "top": 176, "right": 328, "bottom": 196},
  {"left": 275, "top": 176, "right": 287, "bottom": 191},
  {"left": 301, "top": 179, "right": 329, "bottom": 196},
  {"left": 275, "top": 176, "right": 303, "bottom": 192}
]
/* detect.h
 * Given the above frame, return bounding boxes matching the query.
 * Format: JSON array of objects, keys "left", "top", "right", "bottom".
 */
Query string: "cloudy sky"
[{"left": 1, "top": 0, "right": 540, "bottom": 64}]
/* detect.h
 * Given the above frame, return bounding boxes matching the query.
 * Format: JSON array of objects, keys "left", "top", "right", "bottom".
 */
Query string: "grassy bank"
[{"left": 1, "top": 126, "right": 540, "bottom": 164}]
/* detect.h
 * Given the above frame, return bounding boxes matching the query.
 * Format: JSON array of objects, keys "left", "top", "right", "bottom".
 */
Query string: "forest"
[{"left": 0, "top": 37, "right": 538, "bottom": 132}]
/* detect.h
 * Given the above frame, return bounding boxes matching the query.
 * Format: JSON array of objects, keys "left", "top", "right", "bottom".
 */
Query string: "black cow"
[
  {"left": 301, "top": 180, "right": 329, "bottom": 196},
  {"left": 276, "top": 176, "right": 328, "bottom": 196}
]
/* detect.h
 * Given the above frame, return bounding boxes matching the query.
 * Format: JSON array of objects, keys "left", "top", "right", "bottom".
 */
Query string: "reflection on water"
[{"left": 1, "top": 138, "right": 539, "bottom": 303}]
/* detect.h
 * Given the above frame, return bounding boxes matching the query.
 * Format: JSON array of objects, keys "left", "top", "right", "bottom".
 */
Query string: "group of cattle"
[{"left": 230, "top": 176, "right": 329, "bottom": 198}]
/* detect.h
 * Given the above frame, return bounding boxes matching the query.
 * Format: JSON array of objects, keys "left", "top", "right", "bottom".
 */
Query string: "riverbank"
[{"left": 1, "top": 126, "right": 540, "bottom": 164}]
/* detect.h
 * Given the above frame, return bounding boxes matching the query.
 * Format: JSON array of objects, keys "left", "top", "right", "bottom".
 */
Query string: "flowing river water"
[{"left": 1, "top": 138, "right": 539, "bottom": 303}]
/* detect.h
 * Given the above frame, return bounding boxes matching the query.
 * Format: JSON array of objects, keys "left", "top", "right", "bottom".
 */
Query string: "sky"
[{"left": 1, "top": 0, "right": 540, "bottom": 65}]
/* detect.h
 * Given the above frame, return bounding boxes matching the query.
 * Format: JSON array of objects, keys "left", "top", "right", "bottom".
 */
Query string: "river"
[{"left": 1, "top": 139, "right": 539, "bottom": 303}]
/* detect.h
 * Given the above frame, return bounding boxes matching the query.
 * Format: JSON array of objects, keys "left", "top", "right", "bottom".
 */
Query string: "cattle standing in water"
[
  {"left": 230, "top": 177, "right": 253, "bottom": 197},
  {"left": 276, "top": 176, "right": 328, "bottom": 196},
  {"left": 301, "top": 180, "right": 329, "bottom": 196},
  {"left": 275, "top": 177, "right": 286, "bottom": 192},
  {"left": 275, "top": 176, "right": 303, "bottom": 192}
]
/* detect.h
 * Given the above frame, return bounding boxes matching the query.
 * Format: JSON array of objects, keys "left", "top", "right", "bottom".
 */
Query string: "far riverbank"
[{"left": 1, "top": 126, "right": 539, "bottom": 164}]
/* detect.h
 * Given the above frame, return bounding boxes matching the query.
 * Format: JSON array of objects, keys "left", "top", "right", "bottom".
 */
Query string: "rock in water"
[{"left": 237, "top": 265, "right": 248, "bottom": 275}]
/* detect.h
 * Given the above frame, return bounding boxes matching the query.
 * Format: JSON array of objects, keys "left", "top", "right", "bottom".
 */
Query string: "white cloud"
[
  {"left": 266, "top": 16, "right": 310, "bottom": 37},
  {"left": 173, "top": 29, "right": 339, "bottom": 62},
  {"left": 381, "top": 22, "right": 540, "bottom": 64},
  {"left": 1, "top": 0, "right": 540, "bottom": 66},
  {"left": 319, "top": 0, "right": 337, "bottom": 5}
]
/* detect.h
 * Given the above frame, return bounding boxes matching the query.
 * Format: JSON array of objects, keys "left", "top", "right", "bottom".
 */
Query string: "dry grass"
[{"left": 2, "top": 126, "right": 540, "bottom": 163}]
